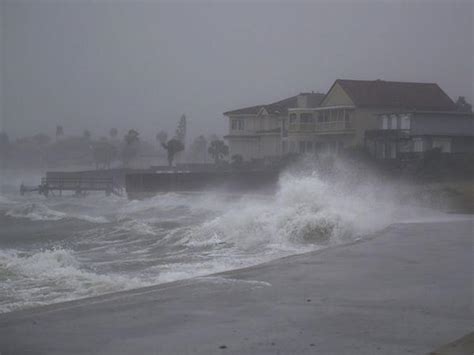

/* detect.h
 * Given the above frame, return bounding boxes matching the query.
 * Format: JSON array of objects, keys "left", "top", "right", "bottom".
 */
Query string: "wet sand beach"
[{"left": 0, "top": 218, "right": 472, "bottom": 354}]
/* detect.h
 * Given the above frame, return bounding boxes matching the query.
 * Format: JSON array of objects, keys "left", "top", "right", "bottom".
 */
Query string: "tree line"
[{"left": 0, "top": 114, "right": 231, "bottom": 170}]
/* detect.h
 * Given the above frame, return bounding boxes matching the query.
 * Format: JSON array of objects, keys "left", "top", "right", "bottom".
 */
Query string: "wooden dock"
[{"left": 20, "top": 173, "right": 123, "bottom": 197}]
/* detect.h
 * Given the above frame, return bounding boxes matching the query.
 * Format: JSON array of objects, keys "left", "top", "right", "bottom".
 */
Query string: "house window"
[
  {"left": 300, "top": 113, "right": 313, "bottom": 123},
  {"left": 390, "top": 115, "right": 398, "bottom": 129},
  {"left": 318, "top": 112, "right": 324, "bottom": 122},
  {"left": 232, "top": 119, "right": 244, "bottom": 130},
  {"left": 290, "top": 113, "right": 297, "bottom": 124},
  {"left": 400, "top": 115, "right": 411, "bottom": 130},
  {"left": 413, "top": 138, "right": 424, "bottom": 152},
  {"left": 324, "top": 111, "right": 330, "bottom": 122},
  {"left": 382, "top": 115, "right": 389, "bottom": 129}
]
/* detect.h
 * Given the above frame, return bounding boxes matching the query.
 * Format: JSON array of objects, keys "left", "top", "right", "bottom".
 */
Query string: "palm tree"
[
  {"left": 83, "top": 129, "right": 91, "bottom": 141},
  {"left": 175, "top": 114, "right": 186, "bottom": 143},
  {"left": 162, "top": 138, "right": 184, "bottom": 167},
  {"left": 121, "top": 129, "right": 140, "bottom": 167},
  {"left": 124, "top": 129, "right": 139, "bottom": 145},
  {"left": 55, "top": 125, "right": 64, "bottom": 141},
  {"left": 208, "top": 139, "right": 229, "bottom": 165},
  {"left": 455, "top": 96, "right": 472, "bottom": 112}
]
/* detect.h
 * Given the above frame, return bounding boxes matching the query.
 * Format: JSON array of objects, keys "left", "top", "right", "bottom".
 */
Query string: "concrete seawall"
[
  {"left": 46, "top": 168, "right": 152, "bottom": 188},
  {"left": 125, "top": 170, "right": 280, "bottom": 199},
  {"left": 0, "top": 218, "right": 472, "bottom": 354}
]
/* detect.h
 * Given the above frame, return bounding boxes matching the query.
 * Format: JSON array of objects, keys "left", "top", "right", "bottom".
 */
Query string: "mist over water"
[{"left": 0, "top": 159, "right": 448, "bottom": 313}]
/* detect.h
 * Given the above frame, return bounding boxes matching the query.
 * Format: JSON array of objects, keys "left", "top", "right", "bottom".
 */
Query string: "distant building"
[{"left": 223, "top": 79, "right": 472, "bottom": 161}]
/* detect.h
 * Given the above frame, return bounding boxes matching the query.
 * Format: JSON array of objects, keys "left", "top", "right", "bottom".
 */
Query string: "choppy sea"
[{"left": 0, "top": 168, "right": 447, "bottom": 314}]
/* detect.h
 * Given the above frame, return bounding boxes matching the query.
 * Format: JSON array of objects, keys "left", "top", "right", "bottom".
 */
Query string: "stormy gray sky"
[{"left": 1, "top": 0, "right": 473, "bottom": 141}]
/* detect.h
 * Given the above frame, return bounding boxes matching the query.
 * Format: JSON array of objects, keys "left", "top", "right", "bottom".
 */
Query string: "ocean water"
[{"left": 0, "top": 166, "right": 444, "bottom": 314}]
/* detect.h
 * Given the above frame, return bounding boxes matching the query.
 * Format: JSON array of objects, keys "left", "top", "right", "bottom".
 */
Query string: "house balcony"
[
  {"left": 288, "top": 120, "right": 355, "bottom": 135},
  {"left": 365, "top": 129, "right": 410, "bottom": 140}
]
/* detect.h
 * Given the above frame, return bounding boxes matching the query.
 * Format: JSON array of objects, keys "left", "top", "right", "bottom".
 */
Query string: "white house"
[{"left": 223, "top": 92, "right": 325, "bottom": 161}]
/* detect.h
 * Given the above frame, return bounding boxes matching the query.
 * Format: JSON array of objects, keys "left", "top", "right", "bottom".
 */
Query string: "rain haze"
[
  {"left": 1, "top": 0, "right": 472, "bottom": 139},
  {"left": 0, "top": 1, "right": 473, "bottom": 355}
]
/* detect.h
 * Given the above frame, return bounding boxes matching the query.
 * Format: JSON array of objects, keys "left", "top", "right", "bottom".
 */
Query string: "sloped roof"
[
  {"left": 223, "top": 104, "right": 262, "bottom": 116},
  {"left": 223, "top": 92, "right": 325, "bottom": 116},
  {"left": 330, "top": 79, "right": 456, "bottom": 111}
]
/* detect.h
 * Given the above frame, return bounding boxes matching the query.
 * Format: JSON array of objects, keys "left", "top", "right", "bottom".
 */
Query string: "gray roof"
[
  {"left": 329, "top": 79, "right": 456, "bottom": 111},
  {"left": 223, "top": 92, "right": 325, "bottom": 116}
]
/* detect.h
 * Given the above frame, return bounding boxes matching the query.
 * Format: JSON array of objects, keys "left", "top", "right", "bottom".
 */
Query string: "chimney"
[{"left": 297, "top": 94, "right": 308, "bottom": 108}]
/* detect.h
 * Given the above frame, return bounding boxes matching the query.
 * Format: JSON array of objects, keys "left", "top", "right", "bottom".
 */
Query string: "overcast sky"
[{"left": 1, "top": 0, "right": 473, "bottom": 141}]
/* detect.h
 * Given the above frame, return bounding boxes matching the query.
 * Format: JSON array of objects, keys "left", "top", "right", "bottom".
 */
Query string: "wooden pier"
[{"left": 20, "top": 172, "right": 123, "bottom": 197}]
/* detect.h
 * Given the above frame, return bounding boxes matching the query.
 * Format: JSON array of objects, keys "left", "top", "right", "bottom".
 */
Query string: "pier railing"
[{"left": 21, "top": 175, "right": 121, "bottom": 197}]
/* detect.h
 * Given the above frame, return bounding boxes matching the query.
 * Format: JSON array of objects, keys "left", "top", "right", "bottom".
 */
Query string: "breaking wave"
[
  {"left": 0, "top": 162, "right": 438, "bottom": 313},
  {"left": 6, "top": 202, "right": 108, "bottom": 223},
  {"left": 0, "top": 247, "right": 150, "bottom": 313}
]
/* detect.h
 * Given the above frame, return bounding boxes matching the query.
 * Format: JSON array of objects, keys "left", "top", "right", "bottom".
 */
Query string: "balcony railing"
[
  {"left": 365, "top": 129, "right": 410, "bottom": 139},
  {"left": 315, "top": 121, "right": 353, "bottom": 132},
  {"left": 288, "top": 120, "right": 354, "bottom": 133}
]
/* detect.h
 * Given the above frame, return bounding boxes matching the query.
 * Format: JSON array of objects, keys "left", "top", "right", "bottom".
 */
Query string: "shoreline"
[
  {"left": 1, "top": 218, "right": 472, "bottom": 354},
  {"left": 2, "top": 216, "right": 470, "bottom": 319},
  {"left": 0, "top": 220, "right": 383, "bottom": 319}
]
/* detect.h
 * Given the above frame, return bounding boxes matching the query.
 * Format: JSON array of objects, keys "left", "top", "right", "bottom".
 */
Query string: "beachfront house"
[
  {"left": 223, "top": 92, "right": 324, "bottom": 161},
  {"left": 223, "top": 79, "right": 470, "bottom": 161},
  {"left": 285, "top": 79, "right": 459, "bottom": 155}
]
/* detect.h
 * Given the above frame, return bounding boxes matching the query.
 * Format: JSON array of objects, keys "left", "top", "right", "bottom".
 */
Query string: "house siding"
[
  {"left": 353, "top": 108, "right": 383, "bottom": 145},
  {"left": 227, "top": 136, "right": 260, "bottom": 161},
  {"left": 452, "top": 136, "right": 474, "bottom": 153},
  {"left": 411, "top": 114, "right": 474, "bottom": 136},
  {"left": 226, "top": 112, "right": 283, "bottom": 160}
]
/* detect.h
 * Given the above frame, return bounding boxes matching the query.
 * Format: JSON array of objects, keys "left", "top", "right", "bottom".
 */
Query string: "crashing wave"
[
  {"left": 5, "top": 203, "right": 108, "bottom": 223},
  {"left": 0, "top": 247, "right": 149, "bottom": 313},
  {"left": 0, "top": 160, "right": 437, "bottom": 314}
]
